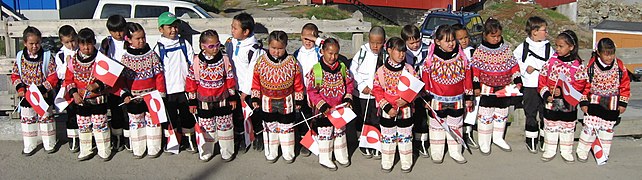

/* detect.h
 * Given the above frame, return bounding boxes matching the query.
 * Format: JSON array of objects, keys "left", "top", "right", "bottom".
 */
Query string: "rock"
[{"left": 352, "top": 10, "right": 363, "bottom": 20}]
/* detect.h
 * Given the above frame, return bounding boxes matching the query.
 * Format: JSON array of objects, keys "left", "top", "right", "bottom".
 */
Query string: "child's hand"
[
  {"left": 619, "top": 106, "right": 626, "bottom": 114},
  {"left": 395, "top": 99, "right": 407, "bottom": 107},
  {"left": 252, "top": 102, "right": 259, "bottom": 109},
  {"left": 581, "top": 106, "right": 588, "bottom": 114},
  {"left": 229, "top": 101, "right": 237, "bottom": 110},
  {"left": 465, "top": 100, "right": 473, "bottom": 108},
  {"left": 526, "top": 66, "right": 536, "bottom": 74},
  {"left": 73, "top": 93, "right": 83, "bottom": 105},
  {"left": 86, "top": 83, "right": 99, "bottom": 92},
  {"left": 123, "top": 96, "right": 131, "bottom": 104},
  {"left": 189, "top": 106, "right": 197, "bottom": 114},
  {"left": 388, "top": 108, "right": 398, "bottom": 117}
]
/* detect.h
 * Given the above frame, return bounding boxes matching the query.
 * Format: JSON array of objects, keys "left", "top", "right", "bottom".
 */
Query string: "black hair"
[
  {"left": 434, "top": 24, "right": 456, "bottom": 42},
  {"left": 556, "top": 30, "right": 580, "bottom": 61},
  {"left": 321, "top": 38, "right": 339, "bottom": 50},
  {"left": 452, "top": 23, "right": 466, "bottom": 32},
  {"left": 22, "top": 26, "right": 42, "bottom": 42},
  {"left": 77, "top": 28, "right": 96, "bottom": 45},
  {"left": 483, "top": 17, "right": 502, "bottom": 36},
  {"left": 199, "top": 30, "right": 219, "bottom": 44},
  {"left": 233, "top": 12, "right": 255, "bottom": 34},
  {"left": 525, "top": 16, "right": 547, "bottom": 37},
  {"left": 401, "top": 24, "right": 421, "bottom": 41},
  {"left": 268, "top": 30, "right": 288, "bottom": 46},
  {"left": 106, "top": 15, "right": 127, "bottom": 32},
  {"left": 301, "top": 23, "right": 319, "bottom": 37},
  {"left": 592, "top": 38, "right": 616, "bottom": 59},
  {"left": 58, "top": 25, "right": 77, "bottom": 39},
  {"left": 385, "top": 37, "right": 407, "bottom": 52},
  {"left": 124, "top": 22, "right": 145, "bottom": 47}
]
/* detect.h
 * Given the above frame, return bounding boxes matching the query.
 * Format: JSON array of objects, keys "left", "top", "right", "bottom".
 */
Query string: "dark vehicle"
[{"left": 420, "top": 9, "right": 484, "bottom": 47}]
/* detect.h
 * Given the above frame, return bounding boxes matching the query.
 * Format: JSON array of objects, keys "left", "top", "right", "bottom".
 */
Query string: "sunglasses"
[{"left": 204, "top": 42, "right": 221, "bottom": 49}]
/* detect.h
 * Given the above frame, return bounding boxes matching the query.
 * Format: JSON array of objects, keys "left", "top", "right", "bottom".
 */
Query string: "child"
[
  {"left": 155, "top": 12, "right": 197, "bottom": 153},
  {"left": 63, "top": 28, "right": 113, "bottom": 161},
  {"left": 55, "top": 25, "right": 80, "bottom": 153},
  {"left": 513, "top": 16, "right": 554, "bottom": 153},
  {"left": 119, "top": 22, "right": 166, "bottom": 158},
  {"left": 471, "top": 18, "right": 521, "bottom": 155},
  {"left": 295, "top": 23, "right": 323, "bottom": 156},
  {"left": 186, "top": 30, "right": 237, "bottom": 162},
  {"left": 538, "top": 30, "right": 587, "bottom": 163},
  {"left": 99, "top": 15, "right": 130, "bottom": 152},
  {"left": 350, "top": 26, "right": 385, "bottom": 158},
  {"left": 400, "top": 24, "right": 430, "bottom": 158},
  {"left": 226, "top": 12, "right": 266, "bottom": 151},
  {"left": 306, "top": 38, "right": 354, "bottom": 170},
  {"left": 576, "top": 38, "right": 630, "bottom": 163},
  {"left": 421, "top": 25, "right": 473, "bottom": 164},
  {"left": 251, "top": 31, "right": 305, "bottom": 163},
  {"left": 452, "top": 23, "right": 479, "bottom": 149},
  {"left": 372, "top": 37, "right": 417, "bottom": 173},
  {"left": 12, "top": 26, "right": 58, "bottom": 156}
]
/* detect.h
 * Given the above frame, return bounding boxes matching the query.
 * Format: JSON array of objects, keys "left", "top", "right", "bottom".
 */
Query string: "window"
[
  {"left": 100, "top": 4, "right": 131, "bottom": 19},
  {"left": 466, "top": 17, "right": 484, "bottom": 34},
  {"left": 423, "top": 17, "right": 459, "bottom": 32},
  {"left": 176, "top": 7, "right": 200, "bottom": 18},
  {"left": 134, "top": 5, "right": 169, "bottom": 18}
]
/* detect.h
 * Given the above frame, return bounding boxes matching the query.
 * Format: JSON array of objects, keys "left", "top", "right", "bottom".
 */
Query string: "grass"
[
  {"left": 287, "top": 6, "right": 351, "bottom": 20},
  {"left": 200, "top": 0, "right": 226, "bottom": 9},
  {"left": 364, "top": 17, "right": 402, "bottom": 39}
]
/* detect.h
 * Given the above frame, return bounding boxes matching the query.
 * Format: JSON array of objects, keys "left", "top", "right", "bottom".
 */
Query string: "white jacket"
[
  {"left": 350, "top": 44, "right": 379, "bottom": 99},
  {"left": 296, "top": 45, "right": 321, "bottom": 88},
  {"left": 230, "top": 35, "right": 264, "bottom": 95},
  {"left": 154, "top": 36, "right": 195, "bottom": 94},
  {"left": 513, "top": 37, "right": 555, "bottom": 88},
  {"left": 54, "top": 46, "right": 77, "bottom": 80}
]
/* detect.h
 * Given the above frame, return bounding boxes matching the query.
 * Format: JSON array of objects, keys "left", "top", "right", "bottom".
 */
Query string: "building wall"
[
  {"left": 556, "top": 2, "right": 577, "bottom": 22},
  {"left": 595, "top": 32, "right": 642, "bottom": 48},
  {"left": 2, "top": 0, "right": 57, "bottom": 10}
]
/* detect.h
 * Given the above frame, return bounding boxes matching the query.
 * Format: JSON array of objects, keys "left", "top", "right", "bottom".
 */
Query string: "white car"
[{"left": 93, "top": 0, "right": 213, "bottom": 19}]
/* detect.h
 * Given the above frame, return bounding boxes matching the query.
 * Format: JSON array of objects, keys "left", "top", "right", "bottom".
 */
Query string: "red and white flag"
[
  {"left": 194, "top": 122, "right": 206, "bottom": 157},
  {"left": 166, "top": 123, "right": 180, "bottom": 154},
  {"left": 93, "top": 53, "right": 124, "bottom": 87},
  {"left": 300, "top": 130, "right": 319, "bottom": 155},
  {"left": 327, "top": 105, "right": 356, "bottom": 129},
  {"left": 558, "top": 74, "right": 583, "bottom": 106},
  {"left": 427, "top": 105, "right": 468, "bottom": 150},
  {"left": 143, "top": 90, "right": 168, "bottom": 125},
  {"left": 54, "top": 86, "right": 73, "bottom": 111},
  {"left": 26, "top": 84, "right": 49, "bottom": 116},
  {"left": 397, "top": 70, "right": 424, "bottom": 102},
  {"left": 241, "top": 100, "right": 255, "bottom": 148},
  {"left": 592, "top": 129, "right": 608, "bottom": 165},
  {"left": 492, "top": 84, "right": 523, "bottom": 97},
  {"left": 359, "top": 124, "right": 381, "bottom": 151}
]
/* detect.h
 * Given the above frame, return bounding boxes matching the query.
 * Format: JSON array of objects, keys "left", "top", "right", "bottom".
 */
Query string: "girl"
[
  {"left": 251, "top": 31, "right": 305, "bottom": 163},
  {"left": 538, "top": 30, "right": 588, "bottom": 163},
  {"left": 63, "top": 28, "right": 113, "bottom": 161},
  {"left": 576, "top": 38, "right": 630, "bottom": 163},
  {"left": 11, "top": 26, "right": 58, "bottom": 156},
  {"left": 119, "top": 22, "right": 166, "bottom": 159},
  {"left": 306, "top": 38, "right": 354, "bottom": 170},
  {"left": 186, "top": 30, "right": 237, "bottom": 162},
  {"left": 471, "top": 18, "right": 521, "bottom": 155},
  {"left": 453, "top": 23, "right": 479, "bottom": 149},
  {"left": 421, "top": 25, "right": 473, "bottom": 164},
  {"left": 372, "top": 37, "right": 417, "bottom": 173}
]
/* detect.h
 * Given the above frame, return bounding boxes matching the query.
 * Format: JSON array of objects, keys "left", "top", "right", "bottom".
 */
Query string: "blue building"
[{"left": 2, "top": 0, "right": 89, "bottom": 20}]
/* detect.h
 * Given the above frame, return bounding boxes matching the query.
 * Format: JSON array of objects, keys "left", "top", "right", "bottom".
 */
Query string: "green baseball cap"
[{"left": 158, "top": 12, "right": 178, "bottom": 27}]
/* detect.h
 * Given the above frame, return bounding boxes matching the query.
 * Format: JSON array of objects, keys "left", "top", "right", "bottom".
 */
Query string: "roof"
[{"left": 594, "top": 20, "right": 642, "bottom": 32}]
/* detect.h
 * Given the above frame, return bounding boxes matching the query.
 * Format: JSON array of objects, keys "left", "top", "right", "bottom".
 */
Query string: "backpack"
[
  {"left": 192, "top": 53, "right": 232, "bottom": 82},
  {"left": 100, "top": 36, "right": 113, "bottom": 57},
  {"left": 521, "top": 41, "right": 551, "bottom": 62},
  {"left": 16, "top": 50, "right": 52, "bottom": 78},
  {"left": 312, "top": 62, "right": 347, "bottom": 87},
  {"left": 409, "top": 44, "right": 430, "bottom": 72},
  {"left": 224, "top": 37, "right": 263, "bottom": 63},
  {"left": 157, "top": 38, "right": 190, "bottom": 66}
]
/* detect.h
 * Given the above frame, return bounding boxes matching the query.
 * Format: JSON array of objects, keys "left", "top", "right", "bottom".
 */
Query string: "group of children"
[{"left": 12, "top": 12, "right": 629, "bottom": 172}]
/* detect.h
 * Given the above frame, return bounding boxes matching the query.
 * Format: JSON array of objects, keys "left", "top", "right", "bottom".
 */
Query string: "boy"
[
  {"left": 512, "top": 16, "right": 554, "bottom": 153},
  {"left": 400, "top": 24, "right": 430, "bottom": 158},
  {"left": 55, "top": 25, "right": 80, "bottom": 153},
  {"left": 226, "top": 12, "right": 266, "bottom": 151},
  {"left": 295, "top": 23, "right": 323, "bottom": 156},
  {"left": 453, "top": 23, "right": 479, "bottom": 149},
  {"left": 99, "top": 15, "right": 130, "bottom": 152},
  {"left": 155, "top": 12, "right": 197, "bottom": 153},
  {"left": 349, "top": 26, "right": 385, "bottom": 158}
]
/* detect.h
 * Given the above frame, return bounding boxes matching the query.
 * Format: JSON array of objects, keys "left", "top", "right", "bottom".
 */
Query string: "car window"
[
  {"left": 423, "top": 16, "right": 459, "bottom": 32},
  {"left": 466, "top": 16, "right": 484, "bottom": 34},
  {"left": 193, "top": 6, "right": 213, "bottom": 18},
  {"left": 134, "top": 5, "right": 169, "bottom": 18},
  {"left": 176, "top": 7, "right": 200, "bottom": 18},
  {"left": 100, "top": 4, "right": 131, "bottom": 19}
]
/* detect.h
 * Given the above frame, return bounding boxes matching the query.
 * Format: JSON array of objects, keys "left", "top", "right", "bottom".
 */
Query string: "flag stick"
[
  {"left": 12, "top": 98, "right": 24, "bottom": 114},
  {"left": 420, "top": 97, "right": 470, "bottom": 152},
  {"left": 256, "top": 102, "right": 348, "bottom": 134},
  {"left": 359, "top": 94, "right": 371, "bottom": 137},
  {"left": 117, "top": 91, "right": 155, "bottom": 106}
]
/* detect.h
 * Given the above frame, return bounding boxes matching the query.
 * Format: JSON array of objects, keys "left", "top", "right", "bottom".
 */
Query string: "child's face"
[
  {"left": 159, "top": 24, "right": 178, "bottom": 39},
  {"left": 554, "top": 38, "right": 573, "bottom": 57},
  {"left": 301, "top": 29, "right": 316, "bottom": 49},
  {"left": 78, "top": 42, "right": 95, "bottom": 56},
  {"left": 405, "top": 37, "right": 421, "bottom": 52},
  {"left": 200, "top": 37, "right": 221, "bottom": 56},
  {"left": 387, "top": 47, "right": 405, "bottom": 64},
  {"left": 368, "top": 34, "right": 385, "bottom": 54},
  {"left": 455, "top": 29, "right": 470, "bottom": 48},
  {"left": 127, "top": 30, "right": 146, "bottom": 49},
  {"left": 268, "top": 40, "right": 286, "bottom": 58},
  {"left": 231, "top": 20, "right": 250, "bottom": 40},
  {"left": 321, "top": 44, "right": 339, "bottom": 65},
  {"left": 436, "top": 35, "right": 456, "bottom": 53},
  {"left": 109, "top": 31, "right": 125, "bottom": 41},
  {"left": 598, "top": 51, "right": 616, "bottom": 65},
  {"left": 484, "top": 30, "right": 502, "bottom": 45},
  {"left": 530, "top": 25, "right": 548, "bottom": 42},
  {"left": 23, "top": 35, "right": 41, "bottom": 55},
  {"left": 60, "top": 35, "right": 77, "bottom": 50}
]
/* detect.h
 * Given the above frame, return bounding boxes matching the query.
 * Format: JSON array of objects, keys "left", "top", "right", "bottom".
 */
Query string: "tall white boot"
[
  {"left": 447, "top": 131, "right": 467, "bottom": 164},
  {"left": 279, "top": 123, "right": 295, "bottom": 163},
  {"left": 576, "top": 126, "right": 595, "bottom": 163},
  {"left": 541, "top": 129, "right": 559, "bottom": 162},
  {"left": 219, "top": 129, "right": 235, "bottom": 161},
  {"left": 183, "top": 128, "right": 197, "bottom": 153},
  {"left": 559, "top": 130, "right": 575, "bottom": 163},
  {"left": 40, "top": 119, "right": 57, "bottom": 153},
  {"left": 317, "top": 127, "right": 337, "bottom": 171},
  {"left": 21, "top": 123, "right": 39, "bottom": 156},
  {"left": 492, "top": 113, "right": 511, "bottom": 152},
  {"left": 67, "top": 129, "right": 80, "bottom": 152},
  {"left": 129, "top": 113, "right": 147, "bottom": 158},
  {"left": 398, "top": 126, "right": 413, "bottom": 173},
  {"left": 598, "top": 128, "right": 614, "bottom": 159},
  {"left": 94, "top": 128, "right": 112, "bottom": 161},
  {"left": 429, "top": 129, "right": 445, "bottom": 163},
  {"left": 333, "top": 127, "right": 350, "bottom": 167},
  {"left": 477, "top": 122, "right": 493, "bottom": 155},
  {"left": 380, "top": 126, "right": 396, "bottom": 173},
  {"left": 146, "top": 126, "right": 162, "bottom": 158},
  {"left": 77, "top": 132, "right": 94, "bottom": 161}
]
